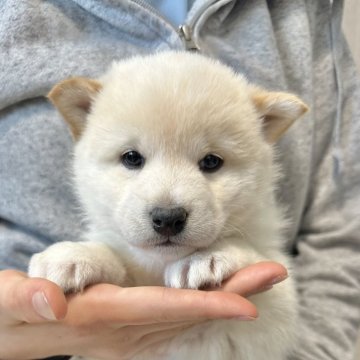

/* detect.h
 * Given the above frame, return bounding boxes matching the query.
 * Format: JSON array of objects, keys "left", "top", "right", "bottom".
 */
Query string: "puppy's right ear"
[{"left": 48, "top": 77, "right": 102, "bottom": 140}]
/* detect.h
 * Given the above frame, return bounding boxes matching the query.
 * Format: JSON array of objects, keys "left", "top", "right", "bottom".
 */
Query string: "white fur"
[{"left": 29, "top": 52, "right": 301, "bottom": 359}]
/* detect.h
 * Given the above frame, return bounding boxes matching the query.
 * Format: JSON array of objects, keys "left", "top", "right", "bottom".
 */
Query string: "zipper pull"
[{"left": 178, "top": 25, "right": 199, "bottom": 51}]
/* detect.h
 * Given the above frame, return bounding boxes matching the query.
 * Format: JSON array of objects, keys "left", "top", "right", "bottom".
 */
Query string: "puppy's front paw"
[
  {"left": 29, "top": 241, "right": 126, "bottom": 293},
  {"left": 165, "top": 252, "right": 237, "bottom": 289}
]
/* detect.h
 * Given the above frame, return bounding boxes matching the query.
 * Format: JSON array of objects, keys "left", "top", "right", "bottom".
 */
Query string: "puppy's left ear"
[
  {"left": 48, "top": 77, "right": 102, "bottom": 140},
  {"left": 251, "top": 88, "right": 309, "bottom": 144}
]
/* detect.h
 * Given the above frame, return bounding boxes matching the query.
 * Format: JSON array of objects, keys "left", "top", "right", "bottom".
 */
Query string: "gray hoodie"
[{"left": 0, "top": 0, "right": 359, "bottom": 359}]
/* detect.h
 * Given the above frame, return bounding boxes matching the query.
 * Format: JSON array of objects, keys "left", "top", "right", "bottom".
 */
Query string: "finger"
[
  {"left": 79, "top": 323, "right": 196, "bottom": 360},
  {"left": 0, "top": 269, "right": 67, "bottom": 323},
  {"left": 64, "top": 284, "right": 258, "bottom": 326},
  {"left": 137, "top": 324, "right": 194, "bottom": 354},
  {"left": 135, "top": 320, "right": 196, "bottom": 335},
  {"left": 220, "top": 261, "right": 288, "bottom": 296}
]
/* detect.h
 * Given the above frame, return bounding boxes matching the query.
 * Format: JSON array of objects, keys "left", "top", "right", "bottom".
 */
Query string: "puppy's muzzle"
[{"left": 151, "top": 207, "right": 188, "bottom": 237}]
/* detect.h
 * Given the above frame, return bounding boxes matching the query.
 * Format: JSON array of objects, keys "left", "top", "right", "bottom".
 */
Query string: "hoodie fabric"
[{"left": 0, "top": 0, "right": 360, "bottom": 359}]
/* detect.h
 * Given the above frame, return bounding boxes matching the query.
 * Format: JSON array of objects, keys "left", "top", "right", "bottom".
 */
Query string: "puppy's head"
[{"left": 49, "top": 52, "right": 307, "bottom": 263}]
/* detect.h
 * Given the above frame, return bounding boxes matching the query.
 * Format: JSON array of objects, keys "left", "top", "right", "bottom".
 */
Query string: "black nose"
[{"left": 151, "top": 207, "right": 188, "bottom": 236}]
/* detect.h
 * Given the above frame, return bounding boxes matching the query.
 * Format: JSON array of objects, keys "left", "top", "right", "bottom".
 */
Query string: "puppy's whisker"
[{"left": 222, "top": 222, "right": 249, "bottom": 240}]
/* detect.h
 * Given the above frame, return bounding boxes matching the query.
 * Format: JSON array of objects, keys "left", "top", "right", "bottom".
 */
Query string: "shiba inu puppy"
[{"left": 29, "top": 52, "right": 307, "bottom": 359}]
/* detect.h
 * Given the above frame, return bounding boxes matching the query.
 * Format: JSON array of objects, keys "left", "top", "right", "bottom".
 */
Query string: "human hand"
[{"left": 0, "top": 262, "right": 287, "bottom": 360}]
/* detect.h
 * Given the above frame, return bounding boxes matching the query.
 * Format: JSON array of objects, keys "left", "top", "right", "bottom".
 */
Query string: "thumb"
[{"left": 0, "top": 270, "right": 67, "bottom": 323}]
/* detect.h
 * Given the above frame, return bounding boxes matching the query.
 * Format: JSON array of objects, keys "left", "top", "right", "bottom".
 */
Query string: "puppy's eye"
[
  {"left": 199, "top": 154, "right": 223, "bottom": 173},
  {"left": 121, "top": 150, "right": 145, "bottom": 169}
]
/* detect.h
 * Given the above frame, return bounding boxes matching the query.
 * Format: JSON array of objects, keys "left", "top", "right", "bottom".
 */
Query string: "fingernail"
[
  {"left": 232, "top": 315, "right": 257, "bottom": 321},
  {"left": 32, "top": 292, "right": 57, "bottom": 321},
  {"left": 270, "top": 275, "right": 288, "bottom": 285}
]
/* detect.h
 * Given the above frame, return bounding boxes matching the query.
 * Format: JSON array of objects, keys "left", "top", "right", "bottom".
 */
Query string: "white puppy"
[{"left": 29, "top": 52, "right": 307, "bottom": 359}]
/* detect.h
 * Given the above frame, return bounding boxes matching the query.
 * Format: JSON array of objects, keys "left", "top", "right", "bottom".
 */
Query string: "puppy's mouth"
[
  {"left": 133, "top": 237, "right": 185, "bottom": 250},
  {"left": 155, "top": 239, "right": 178, "bottom": 247}
]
